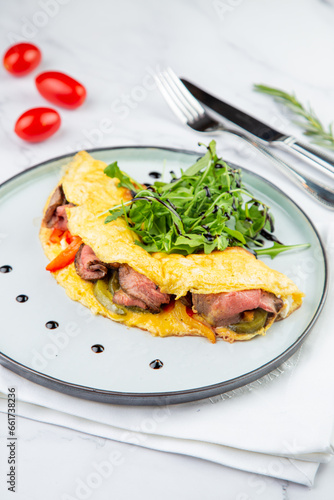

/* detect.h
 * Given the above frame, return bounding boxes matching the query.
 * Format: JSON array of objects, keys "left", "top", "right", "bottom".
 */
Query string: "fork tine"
[
  {"left": 154, "top": 72, "right": 194, "bottom": 124},
  {"left": 165, "top": 67, "right": 206, "bottom": 116},
  {"left": 161, "top": 70, "right": 200, "bottom": 122}
]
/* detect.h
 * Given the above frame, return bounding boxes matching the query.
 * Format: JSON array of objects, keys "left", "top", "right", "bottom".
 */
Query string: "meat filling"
[
  {"left": 73, "top": 243, "right": 281, "bottom": 323},
  {"left": 74, "top": 244, "right": 108, "bottom": 281},
  {"left": 259, "top": 292, "right": 283, "bottom": 314},
  {"left": 43, "top": 185, "right": 66, "bottom": 227},
  {"left": 113, "top": 289, "right": 148, "bottom": 310},
  {"left": 53, "top": 204, "right": 75, "bottom": 232},
  {"left": 43, "top": 184, "right": 75, "bottom": 232},
  {"left": 73, "top": 247, "right": 167, "bottom": 312},
  {"left": 115, "top": 264, "right": 170, "bottom": 313},
  {"left": 192, "top": 290, "right": 283, "bottom": 327}
]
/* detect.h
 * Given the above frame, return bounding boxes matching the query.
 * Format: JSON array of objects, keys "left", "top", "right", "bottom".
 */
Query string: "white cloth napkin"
[{"left": 1, "top": 201, "right": 334, "bottom": 488}]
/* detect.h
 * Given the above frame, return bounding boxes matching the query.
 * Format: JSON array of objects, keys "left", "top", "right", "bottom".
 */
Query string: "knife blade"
[{"left": 181, "top": 78, "right": 334, "bottom": 175}]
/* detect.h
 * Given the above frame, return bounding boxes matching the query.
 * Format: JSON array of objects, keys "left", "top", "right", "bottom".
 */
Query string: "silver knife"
[{"left": 181, "top": 79, "right": 334, "bottom": 176}]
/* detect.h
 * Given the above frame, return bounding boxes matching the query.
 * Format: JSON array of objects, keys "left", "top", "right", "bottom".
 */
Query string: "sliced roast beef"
[
  {"left": 113, "top": 289, "right": 148, "bottom": 309},
  {"left": 193, "top": 290, "right": 260, "bottom": 326},
  {"left": 192, "top": 289, "right": 283, "bottom": 327},
  {"left": 259, "top": 291, "right": 283, "bottom": 314},
  {"left": 179, "top": 292, "right": 192, "bottom": 308},
  {"left": 53, "top": 204, "right": 75, "bottom": 231},
  {"left": 74, "top": 244, "right": 108, "bottom": 281},
  {"left": 118, "top": 264, "right": 170, "bottom": 313},
  {"left": 43, "top": 185, "right": 66, "bottom": 227}
]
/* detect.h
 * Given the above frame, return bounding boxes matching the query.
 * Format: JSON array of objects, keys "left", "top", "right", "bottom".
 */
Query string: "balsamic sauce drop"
[
  {"left": 166, "top": 198, "right": 177, "bottom": 211},
  {"left": 46, "top": 321, "right": 59, "bottom": 330},
  {"left": 16, "top": 295, "right": 28, "bottom": 303},
  {"left": 204, "top": 233, "right": 215, "bottom": 242},
  {"left": 91, "top": 344, "right": 104, "bottom": 353},
  {"left": 0, "top": 265, "right": 12, "bottom": 273},
  {"left": 260, "top": 229, "right": 282, "bottom": 245},
  {"left": 150, "top": 359, "right": 163, "bottom": 369},
  {"left": 148, "top": 171, "right": 161, "bottom": 179},
  {"left": 268, "top": 216, "right": 275, "bottom": 233}
]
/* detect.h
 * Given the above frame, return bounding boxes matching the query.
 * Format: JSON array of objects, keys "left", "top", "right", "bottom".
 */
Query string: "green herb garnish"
[
  {"left": 256, "top": 242, "right": 310, "bottom": 259},
  {"left": 104, "top": 161, "right": 137, "bottom": 191},
  {"left": 102, "top": 141, "right": 309, "bottom": 258},
  {"left": 254, "top": 84, "right": 334, "bottom": 150}
]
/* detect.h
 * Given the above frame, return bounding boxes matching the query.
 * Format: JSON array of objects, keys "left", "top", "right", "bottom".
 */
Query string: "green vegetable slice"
[
  {"left": 93, "top": 278, "right": 126, "bottom": 315},
  {"left": 231, "top": 309, "right": 268, "bottom": 334}
]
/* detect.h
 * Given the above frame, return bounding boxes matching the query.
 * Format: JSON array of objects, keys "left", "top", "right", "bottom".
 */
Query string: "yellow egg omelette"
[{"left": 40, "top": 151, "right": 304, "bottom": 343}]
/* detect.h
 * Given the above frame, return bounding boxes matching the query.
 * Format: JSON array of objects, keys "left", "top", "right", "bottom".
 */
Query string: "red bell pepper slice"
[
  {"left": 46, "top": 236, "right": 82, "bottom": 272},
  {"left": 49, "top": 227, "right": 64, "bottom": 244}
]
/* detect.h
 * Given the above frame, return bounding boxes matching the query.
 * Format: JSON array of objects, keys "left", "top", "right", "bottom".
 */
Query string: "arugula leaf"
[
  {"left": 104, "top": 208, "right": 124, "bottom": 223},
  {"left": 224, "top": 227, "right": 246, "bottom": 244},
  {"left": 184, "top": 150, "right": 210, "bottom": 177},
  {"left": 175, "top": 235, "right": 203, "bottom": 247},
  {"left": 256, "top": 242, "right": 311, "bottom": 259},
  {"left": 207, "top": 139, "right": 217, "bottom": 158},
  {"left": 104, "top": 162, "right": 135, "bottom": 191}
]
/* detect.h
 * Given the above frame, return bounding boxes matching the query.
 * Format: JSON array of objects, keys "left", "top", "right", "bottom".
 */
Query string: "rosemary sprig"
[{"left": 254, "top": 84, "right": 334, "bottom": 150}]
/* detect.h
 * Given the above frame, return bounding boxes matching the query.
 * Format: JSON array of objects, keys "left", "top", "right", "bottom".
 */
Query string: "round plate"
[{"left": 0, "top": 146, "right": 327, "bottom": 405}]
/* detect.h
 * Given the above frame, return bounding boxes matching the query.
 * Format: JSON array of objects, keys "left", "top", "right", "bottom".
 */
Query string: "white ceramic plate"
[{"left": 0, "top": 146, "right": 327, "bottom": 405}]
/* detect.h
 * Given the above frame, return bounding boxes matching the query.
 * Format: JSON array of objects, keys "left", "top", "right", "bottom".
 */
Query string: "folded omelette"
[{"left": 40, "top": 151, "right": 304, "bottom": 343}]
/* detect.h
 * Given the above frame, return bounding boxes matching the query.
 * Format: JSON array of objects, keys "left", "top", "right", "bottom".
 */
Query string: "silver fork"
[{"left": 154, "top": 67, "right": 334, "bottom": 209}]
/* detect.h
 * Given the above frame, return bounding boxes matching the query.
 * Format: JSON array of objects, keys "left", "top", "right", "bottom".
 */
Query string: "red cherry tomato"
[
  {"left": 3, "top": 43, "right": 41, "bottom": 76},
  {"left": 14, "top": 108, "right": 61, "bottom": 143},
  {"left": 35, "top": 71, "right": 86, "bottom": 109}
]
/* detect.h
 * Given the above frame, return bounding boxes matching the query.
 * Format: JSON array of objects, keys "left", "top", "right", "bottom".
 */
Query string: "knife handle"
[
  {"left": 218, "top": 126, "right": 334, "bottom": 208},
  {"left": 273, "top": 136, "right": 334, "bottom": 176},
  {"left": 248, "top": 139, "right": 334, "bottom": 209}
]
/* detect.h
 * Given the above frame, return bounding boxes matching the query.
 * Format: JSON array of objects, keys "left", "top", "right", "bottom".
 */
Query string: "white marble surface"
[{"left": 1, "top": 0, "right": 334, "bottom": 498}]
